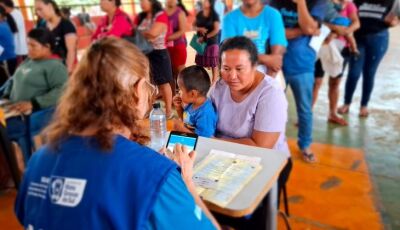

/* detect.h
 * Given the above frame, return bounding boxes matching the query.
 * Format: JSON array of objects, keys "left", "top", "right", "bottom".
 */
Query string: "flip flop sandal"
[
  {"left": 302, "top": 151, "right": 316, "bottom": 163},
  {"left": 328, "top": 116, "right": 348, "bottom": 126}
]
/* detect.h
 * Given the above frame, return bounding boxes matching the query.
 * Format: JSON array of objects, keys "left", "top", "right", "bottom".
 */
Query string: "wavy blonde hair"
[{"left": 44, "top": 37, "right": 152, "bottom": 150}]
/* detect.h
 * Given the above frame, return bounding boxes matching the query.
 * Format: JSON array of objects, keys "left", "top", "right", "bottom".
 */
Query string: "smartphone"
[{"left": 166, "top": 131, "right": 198, "bottom": 152}]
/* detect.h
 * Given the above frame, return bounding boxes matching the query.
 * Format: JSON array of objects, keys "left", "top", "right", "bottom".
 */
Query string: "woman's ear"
[{"left": 134, "top": 78, "right": 147, "bottom": 118}]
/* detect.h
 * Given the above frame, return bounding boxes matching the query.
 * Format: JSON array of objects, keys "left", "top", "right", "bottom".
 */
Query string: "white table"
[{"left": 195, "top": 136, "right": 287, "bottom": 230}]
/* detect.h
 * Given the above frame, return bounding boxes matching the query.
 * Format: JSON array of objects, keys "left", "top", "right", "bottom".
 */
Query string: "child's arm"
[
  {"left": 173, "top": 119, "right": 194, "bottom": 133},
  {"left": 345, "top": 8, "right": 360, "bottom": 35}
]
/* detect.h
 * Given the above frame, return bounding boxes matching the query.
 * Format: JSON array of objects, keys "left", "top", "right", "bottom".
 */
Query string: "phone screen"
[{"left": 167, "top": 133, "right": 197, "bottom": 152}]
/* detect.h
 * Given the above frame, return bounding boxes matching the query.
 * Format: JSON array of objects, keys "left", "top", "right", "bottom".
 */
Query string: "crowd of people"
[{"left": 0, "top": 0, "right": 399, "bottom": 228}]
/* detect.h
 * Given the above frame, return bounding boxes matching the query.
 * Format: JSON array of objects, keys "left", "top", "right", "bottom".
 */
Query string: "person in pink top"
[
  {"left": 312, "top": 0, "right": 360, "bottom": 126},
  {"left": 165, "top": 0, "right": 188, "bottom": 94},
  {"left": 333, "top": 0, "right": 360, "bottom": 55},
  {"left": 135, "top": 0, "right": 174, "bottom": 118},
  {"left": 91, "top": 0, "right": 132, "bottom": 40}
]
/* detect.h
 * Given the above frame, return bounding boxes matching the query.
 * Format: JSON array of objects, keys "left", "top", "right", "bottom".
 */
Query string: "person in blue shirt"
[
  {"left": 221, "top": 0, "right": 287, "bottom": 76},
  {"left": 270, "top": 0, "right": 327, "bottom": 163},
  {"left": 173, "top": 65, "right": 218, "bottom": 137},
  {"left": 14, "top": 37, "right": 219, "bottom": 230},
  {"left": 214, "top": 0, "right": 225, "bottom": 41},
  {"left": 0, "top": 5, "right": 16, "bottom": 82}
]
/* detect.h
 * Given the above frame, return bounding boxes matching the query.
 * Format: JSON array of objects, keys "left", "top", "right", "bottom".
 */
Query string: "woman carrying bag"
[
  {"left": 135, "top": 0, "right": 174, "bottom": 118},
  {"left": 193, "top": 0, "right": 220, "bottom": 84}
]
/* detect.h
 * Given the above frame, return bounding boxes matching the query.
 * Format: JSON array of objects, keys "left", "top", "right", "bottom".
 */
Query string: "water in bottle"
[{"left": 149, "top": 102, "right": 167, "bottom": 151}]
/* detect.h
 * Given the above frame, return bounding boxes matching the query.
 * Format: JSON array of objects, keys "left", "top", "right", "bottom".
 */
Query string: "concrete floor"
[
  {"left": 285, "top": 26, "right": 400, "bottom": 229},
  {"left": 0, "top": 27, "right": 399, "bottom": 229}
]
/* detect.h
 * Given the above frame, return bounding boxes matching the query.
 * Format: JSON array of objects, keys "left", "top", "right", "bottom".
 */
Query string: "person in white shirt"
[{"left": 0, "top": 0, "right": 28, "bottom": 61}]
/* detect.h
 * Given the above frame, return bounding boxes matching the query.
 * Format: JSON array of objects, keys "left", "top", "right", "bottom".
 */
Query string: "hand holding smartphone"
[{"left": 166, "top": 131, "right": 198, "bottom": 153}]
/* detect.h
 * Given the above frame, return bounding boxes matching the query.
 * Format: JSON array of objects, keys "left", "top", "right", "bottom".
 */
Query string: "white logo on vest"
[{"left": 48, "top": 176, "right": 87, "bottom": 207}]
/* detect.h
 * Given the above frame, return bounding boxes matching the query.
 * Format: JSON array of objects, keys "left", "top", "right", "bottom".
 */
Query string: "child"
[
  {"left": 172, "top": 65, "right": 218, "bottom": 138},
  {"left": 330, "top": 0, "right": 360, "bottom": 56}
]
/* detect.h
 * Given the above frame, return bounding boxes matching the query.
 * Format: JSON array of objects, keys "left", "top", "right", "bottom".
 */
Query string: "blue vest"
[{"left": 15, "top": 135, "right": 176, "bottom": 229}]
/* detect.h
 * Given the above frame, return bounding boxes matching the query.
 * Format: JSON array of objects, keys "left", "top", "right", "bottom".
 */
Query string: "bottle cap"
[{"left": 152, "top": 102, "right": 161, "bottom": 109}]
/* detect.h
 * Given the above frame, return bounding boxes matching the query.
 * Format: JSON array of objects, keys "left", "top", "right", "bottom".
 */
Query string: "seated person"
[
  {"left": 172, "top": 65, "right": 218, "bottom": 137},
  {"left": 210, "top": 36, "right": 291, "bottom": 229},
  {"left": 1, "top": 28, "right": 67, "bottom": 164},
  {"left": 15, "top": 37, "right": 219, "bottom": 230}
]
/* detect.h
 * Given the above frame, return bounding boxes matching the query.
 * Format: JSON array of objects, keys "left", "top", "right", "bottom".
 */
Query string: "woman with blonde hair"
[{"left": 14, "top": 37, "right": 218, "bottom": 230}]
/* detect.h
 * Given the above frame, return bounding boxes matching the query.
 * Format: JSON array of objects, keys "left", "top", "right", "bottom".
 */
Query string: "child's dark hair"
[
  {"left": 179, "top": 65, "right": 211, "bottom": 97},
  {"left": 28, "top": 27, "right": 56, "bottom": 52},
  {"left": 219, "top": 36, "right": 258, "bottom": 66}
]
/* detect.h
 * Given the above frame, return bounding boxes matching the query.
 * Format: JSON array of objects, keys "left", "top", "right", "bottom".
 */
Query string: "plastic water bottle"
[{"left": 149, "top": 102, "right": 167, "bottom": 151}]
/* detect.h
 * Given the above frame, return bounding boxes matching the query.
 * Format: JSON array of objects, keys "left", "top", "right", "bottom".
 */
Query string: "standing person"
[
  {"left": 34, "top": 0, "right": 77, "bottom": 74},
  {"left": 312, "top": 0, "right": 360, "bottom": 126},
  {"left": 78, "top": 7, "right": 96, "bottom": 31},
  {"left": 214, "top": 0, "right": 225, "bottom": 42},
  {"left": 0, "top": 5, "right": 15, "bottom": 83},
  {"left": 221, "top": 0, "right": 287, "bottom": 76},
  {"left": 166, "top": 0, "right": 188, "bottom": 93},
  {"left": 338, "top": 0, "right": 399, "bottom": 117},
  {"left": 136, "top": 0, "right": 174, "bottom": 118},
  {"left": 91, "top": 0, "right": 133, "bottom": 40},
  {"left": 0, "top": 0, "right": 28, "bottom": 64},
  {"left": 270, "top": 0, "right": 327, "bottom": 163},
  {"left": 194, "top": 0, "right": 220, "bottom": 83},
  {"left": 14, "top": 37, "right": 219, "bottom": 230}
]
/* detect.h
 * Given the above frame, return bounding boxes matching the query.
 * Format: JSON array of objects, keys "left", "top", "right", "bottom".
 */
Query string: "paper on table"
[
  {"left": 309, "top": 24, "right": 331, "bottom": 54},
  {"left": 193, "top": 149, "right": 262, "bottom": 207}
]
